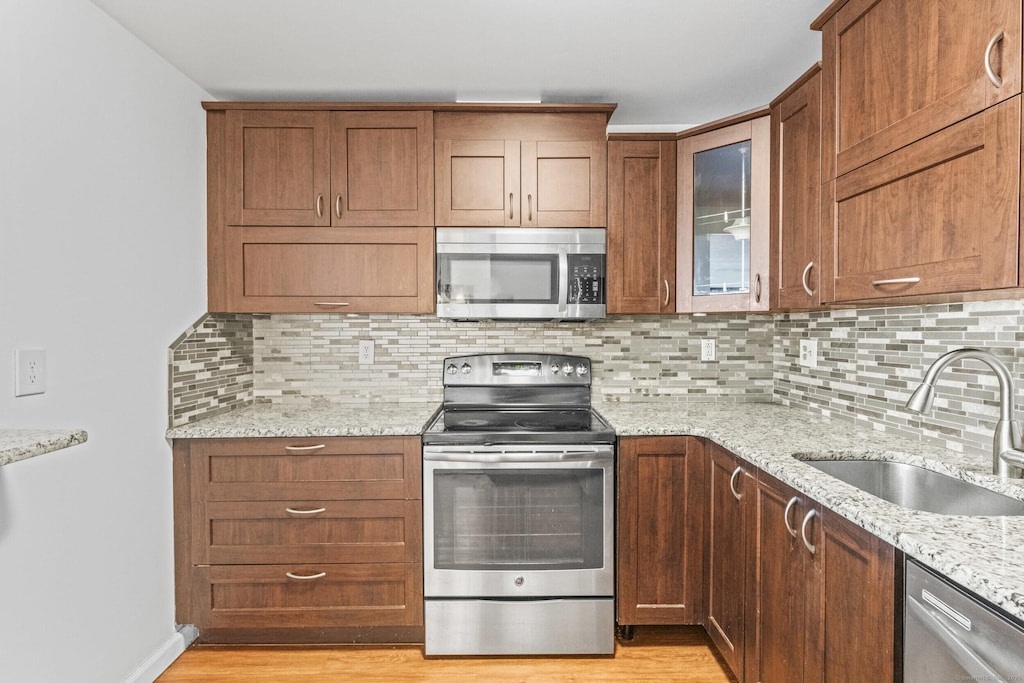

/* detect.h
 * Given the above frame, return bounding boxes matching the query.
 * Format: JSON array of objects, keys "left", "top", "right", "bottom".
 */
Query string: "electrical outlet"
[
  {"left": 700, "top": 338, "right": 716, "bottom": 362},
  {"left": 799, "top": 339, "right": 818, "bottom": 368},
  {"left": 15, "top": 348, "right": 46, "bottom": 396},
  {"left": 358, "top": 340, "right": 374, "bottom": 366}
]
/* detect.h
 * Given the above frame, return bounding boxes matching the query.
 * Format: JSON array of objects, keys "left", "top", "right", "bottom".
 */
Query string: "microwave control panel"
[{"left": 568, "top": 255, "right": 605, "bottom": 304}]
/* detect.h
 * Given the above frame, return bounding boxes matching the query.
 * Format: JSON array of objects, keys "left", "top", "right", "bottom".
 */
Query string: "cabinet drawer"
[
  {"left": 828, "top": 96, "right": 1020, "bottom": 302},
  {"left": 194, "top": 563, "right": 424, "bottom": 630},
  {"left": 198, "top": 500, "right": 422, "bottom": 565},
  {"left": 189, "top": 437, "right": 422, "bottom": 501}
]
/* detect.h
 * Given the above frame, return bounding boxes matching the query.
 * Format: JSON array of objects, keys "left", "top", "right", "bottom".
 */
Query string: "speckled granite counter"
[
  {"left": 0, "top": 429, "right": 88, "bottom": 467},
  {"left": 596, "top": 400, "right": 1024, "bottom": 622},
  {"left": 165, "top": 402, "right": 439, "bottom": 439}
]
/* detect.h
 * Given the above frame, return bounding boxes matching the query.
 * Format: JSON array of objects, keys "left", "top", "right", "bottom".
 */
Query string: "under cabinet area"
[
  {"left": 607, "top": 138, "right": 677, "bottom": 313},
  {"left": 173, "top": 436, "right": 424, "bottom": 644},
  {"left": 433, "top": 110, "right": 611, "bottom": 228}
]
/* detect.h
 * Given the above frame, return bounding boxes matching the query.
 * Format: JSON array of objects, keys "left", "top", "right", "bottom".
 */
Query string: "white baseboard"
[{"left": 121, "top": 624, "right": 199, "bottom": 683}]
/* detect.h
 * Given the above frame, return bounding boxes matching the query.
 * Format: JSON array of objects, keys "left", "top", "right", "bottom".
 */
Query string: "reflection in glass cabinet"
[{"left": 692, "top": 140, "right": 751, "bottom": 296}]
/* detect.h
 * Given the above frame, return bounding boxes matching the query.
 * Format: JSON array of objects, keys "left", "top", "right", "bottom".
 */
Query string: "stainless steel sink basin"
[{"left": 803, "top": 459, "right": 1024, "bottom": 516}]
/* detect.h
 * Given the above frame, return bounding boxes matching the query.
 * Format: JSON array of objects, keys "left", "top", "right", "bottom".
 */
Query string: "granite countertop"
[
  {"left": 596, "top": 400, "right": 1024, "bottom": 622},
  {"left": 165, "top": 402, "right": 440, "bottom": 439},
  {"left": 0, "top": 429, "right": 88, "bottom": 467}
]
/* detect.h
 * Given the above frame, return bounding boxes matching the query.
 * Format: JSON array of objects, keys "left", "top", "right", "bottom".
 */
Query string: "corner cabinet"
[
  {"left": 433, "top": 111, "right": 611, "bottom": 228},
  {"left": 616, "top": 436, "right": 705, "bottom": 627},
  {"left": 205, "top": 105, "right": 436, "bottom": 314},
  {"left": 607, "top": 137, "right": 676, "bottom": 313},
  {"left": 677, "top": 115, "right": 771, "bottom": 313},
  {"left": 173, "top": 436, "right": 424, "bottom": 644}
]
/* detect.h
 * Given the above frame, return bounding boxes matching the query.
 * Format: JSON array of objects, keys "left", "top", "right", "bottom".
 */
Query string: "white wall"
[{"left": 0, "top": 1, "right": 208, "bottom": 680}]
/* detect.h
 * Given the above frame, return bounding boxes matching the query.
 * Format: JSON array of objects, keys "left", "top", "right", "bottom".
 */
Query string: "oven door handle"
[{"left": 423, "top": 448, "right": 613, "bottom": 463}]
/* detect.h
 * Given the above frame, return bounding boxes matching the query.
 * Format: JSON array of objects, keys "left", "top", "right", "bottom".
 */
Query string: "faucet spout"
[{"left": 905, "top": 348, "right": 1022, "bottom": 478}]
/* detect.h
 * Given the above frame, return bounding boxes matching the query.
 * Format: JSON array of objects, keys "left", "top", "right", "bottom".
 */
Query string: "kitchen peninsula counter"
[
  {"left": 0, "top": 429, "right": 88, "bottom": 467},
  {"left": 597, "top": 400, "right": 1024, "bottom": 623}
]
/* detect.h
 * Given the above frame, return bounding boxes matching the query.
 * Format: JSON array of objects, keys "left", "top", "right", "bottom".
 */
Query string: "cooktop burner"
[{"left": 422, "top": 407, "right": 614, "bottom": 445}]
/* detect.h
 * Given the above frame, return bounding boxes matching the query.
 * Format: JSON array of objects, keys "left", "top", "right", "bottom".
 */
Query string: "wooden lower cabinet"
[
  {"left": 616, "top": 436, "right": 705, "bottom": 626},
  {"left": 173, "top": 436, "right": 424, "bottom": 644}
]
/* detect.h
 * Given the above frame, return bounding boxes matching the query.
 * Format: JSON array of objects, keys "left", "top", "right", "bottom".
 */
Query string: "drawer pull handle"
[
  {"left": 286, "top": 571, "right": 326, "bottom": 581},
  {"left": 801, "top": 261, "right": 815, "bottom": 297},
  {"left": 284, "top": 444, "right": 326, "bottom": 452},
  {"left": 313, "top": 302, "right": 350, "bottom": 307},
  {"left": 285, "top": 507, "right": 326, "bottom": 515},
  {"left": 783, "top": 496, "right": 800, "bottom": 538},
  {"left": 801, "top": 509, "right": 818, "bottom": 555},
  {"left": 985, "top": 30, "right": 1005, "bottom": 89},
  {"left": 729, "top": 466, "right": 744, "bottom": 500},
  {"left": 871, "top": 276, "right": 921, "bottom": 287}
]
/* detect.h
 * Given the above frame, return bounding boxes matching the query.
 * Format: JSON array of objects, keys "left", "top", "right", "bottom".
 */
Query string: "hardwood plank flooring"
[{"left": 157, "top": 627, "right": 733, "bottom": 682}]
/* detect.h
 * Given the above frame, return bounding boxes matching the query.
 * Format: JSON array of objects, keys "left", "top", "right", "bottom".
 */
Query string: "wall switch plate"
[
  {"left": 358, "top": 340, "right": 374, "bottom": 366},
  {"left": 799, "top": 339, "right": 818, "bottom": 368},
  {"left": 15, "top": 348, "right": 46, "bottom": 396},
  {"left": 701, "top": 338, "right": 716, "bottom": 362}
]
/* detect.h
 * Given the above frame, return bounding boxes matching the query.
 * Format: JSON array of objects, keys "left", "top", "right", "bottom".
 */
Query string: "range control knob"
[
  {"left": 562, "top": 362, "right": 574, "bottom": 375},
  {"left": 550, "top": 364, "right": 560, "bottom": 375},
  {"left": 514, "top": 575, "right": 525, "bottom": 587},
  {"left": 445, "top": 364, "right": 458, "bottom": 376},
  {"left": 576, "top": 363, "right": 589, "bottom": 376},
  {"left": 460, "top": 363, "right": 473, "bottom": 375}
]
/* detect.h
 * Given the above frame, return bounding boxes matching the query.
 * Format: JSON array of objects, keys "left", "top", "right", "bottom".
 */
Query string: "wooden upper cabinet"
[
  {"left": 817, "top": 0, "right": 1021, "bottom": 177},
  {"left": 329, "top": 111, "right": 434, "bottom": 226},
  {"left": 607, "top": 139, "right": 676, "bottom": 313},
  {"left": 824, "top": 96, "right": 1020, "bottom": 302},
  {"left": 434, "top": 112, "right": 608, "bottom": 228},
  {"left": 226, "top": 110, "right": 331, "bottom": 227},
  {"left": 226, "top": 110, "right": 432, "bottom": 227},
  {"left": 771, "top": 65, "right": 823, "bottom": 311}
]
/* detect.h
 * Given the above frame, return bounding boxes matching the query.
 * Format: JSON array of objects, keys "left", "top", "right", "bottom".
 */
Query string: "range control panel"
[{"left": 442, "top": 353, "right": 593, "bottom": 386}]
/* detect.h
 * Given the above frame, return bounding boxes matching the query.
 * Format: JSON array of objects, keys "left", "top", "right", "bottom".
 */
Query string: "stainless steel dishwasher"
[{"left": 905, "top": 558, "right": 1024, "bottom": 681}]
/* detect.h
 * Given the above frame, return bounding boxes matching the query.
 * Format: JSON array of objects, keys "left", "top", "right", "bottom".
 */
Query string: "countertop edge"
[{"left": 0, "top": 429, "right": 89, "bottom": 467}]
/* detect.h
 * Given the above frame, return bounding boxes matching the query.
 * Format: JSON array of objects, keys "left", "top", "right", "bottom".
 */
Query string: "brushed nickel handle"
[
  {"left": 509, "top": 192, "right": 514, "bottom": 220},
  {"left": 284, "top": 444, "right": 326, "bottom": 452},
  {"left": 985, "top": 31, "right": 1005, "bottom": 88},
  {"left": 729, "top": 466, "right": 743, "bottom": 500},
  {"left": 801, "top": 509, "right": 818, "bottom": 554},
  {"left": 801, "top": 261, "right": 815, "bottom": 297},
  {"left": 528, "top": 193, "right": 533, "bottom": 221},
  {"left": 872, "top": 277, "right": 921, "bottom": 286},
  {"left": 316, "top": 193, "right": 324, "bottom": 218},
  {"left": 784, "top": 496, "right": 800, "bottom": 538},
  {"left": 663, "top": 279, "right": 670, "bottom": 306},
  {"left": 335, "top": 194, "right": 342, "bottom": 218},
  {"left": 285, "top": 507, "right": 327, "bottom": 515},
  {"left": 286, "top": 571, "right": 326, "bottom": 580},
  {"left": 313, "top": 301, "right": 351, "bottom": 307},
  {"left": 754, "top": 273, "right": 762, "bottom": 303}
]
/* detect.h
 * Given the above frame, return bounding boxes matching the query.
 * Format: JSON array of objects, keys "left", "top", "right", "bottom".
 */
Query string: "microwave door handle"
[{"left": 558, "top": 249, "right": 569, "bottom": 313}]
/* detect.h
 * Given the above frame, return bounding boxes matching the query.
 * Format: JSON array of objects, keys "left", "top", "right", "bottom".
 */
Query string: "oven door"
[{"left": 422, "top": 444, "right": 614, "bottom": 599}]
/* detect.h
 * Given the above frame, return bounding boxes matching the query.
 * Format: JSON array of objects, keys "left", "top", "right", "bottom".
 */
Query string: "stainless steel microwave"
[{"left": 436, "top": 228, "right": 606, "bottom": 320}]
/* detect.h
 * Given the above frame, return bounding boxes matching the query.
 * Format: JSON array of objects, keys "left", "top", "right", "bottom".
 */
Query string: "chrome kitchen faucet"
[{"left": 906, "top": 348, "right": 1024, "bottom": 478}]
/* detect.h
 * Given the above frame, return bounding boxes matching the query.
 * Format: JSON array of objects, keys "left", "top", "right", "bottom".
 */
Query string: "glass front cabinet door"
[{"left": 677, "top": 116, "right": 770, "bottom": 312}]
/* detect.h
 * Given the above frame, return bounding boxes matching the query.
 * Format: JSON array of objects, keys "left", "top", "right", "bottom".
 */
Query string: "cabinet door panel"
[
  {"left": 435, "top": 140, "right": 520, "bottom": 226},
  {"left": 832, "top": 0, "right": 1020, "bottom": 175},
  {"left": 226, "top": 111, "right": 331, "bottom": 226},
  {"left": 330, "top": 111, "right": 433, "bottom": 226},
  {"left": 617, "top": 437, "right": 704, "bottom": 625},
  {"left": 607, "top": 140, "right": 676, "bottom": 313},
  {"left": 522, "top": 141, "right": 607, "bottom": 227},
  {"left": 829, "top": 97, "right": 1020, "bottom": 302}
]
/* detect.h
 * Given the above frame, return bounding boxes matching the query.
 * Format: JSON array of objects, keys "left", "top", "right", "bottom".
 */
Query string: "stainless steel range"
[{"left": 421, "top": 353, "right": 615, "bottom": 655}]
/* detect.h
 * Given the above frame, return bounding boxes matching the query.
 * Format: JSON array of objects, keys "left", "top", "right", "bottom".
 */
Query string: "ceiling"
[{"left": 88, "top": 0, "right": 830, "bottom": 130}]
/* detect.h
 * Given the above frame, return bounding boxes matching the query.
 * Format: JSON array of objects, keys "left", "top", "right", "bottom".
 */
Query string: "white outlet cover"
[
  {"left": 799, "top": 339, "right": 818, "bottom": 369},
  {"left": 358, "top": 340, "right": 375, "bottom": 365},
  {"left": 701, "top": 338, "right": 716, "bottom": 362},
  {"left": 15, "top": 348, "right": 46, "bottom": 396}
]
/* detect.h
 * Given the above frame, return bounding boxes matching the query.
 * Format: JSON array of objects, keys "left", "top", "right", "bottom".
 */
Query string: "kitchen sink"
[{"left": 802, "top": 459, "right": 1024, "bottom": 516}]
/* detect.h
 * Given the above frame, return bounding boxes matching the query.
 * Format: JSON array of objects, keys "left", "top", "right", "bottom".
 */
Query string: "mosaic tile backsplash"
[{"left": 169, "top": 300, "right": 1024, "bottom": 465}]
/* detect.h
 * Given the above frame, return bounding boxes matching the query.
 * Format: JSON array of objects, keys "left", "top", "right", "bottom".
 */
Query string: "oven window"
[
  {"left": 437, "top": 254, "right": 558, "bottom": 303},
  {"left": 432, "top": 469, "right": 604, "bottom": 571}
]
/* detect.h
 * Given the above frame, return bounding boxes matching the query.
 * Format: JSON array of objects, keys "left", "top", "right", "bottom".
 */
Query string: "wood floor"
[{"left": 157, "top": 627, "right": 733, "bottom": 682}]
